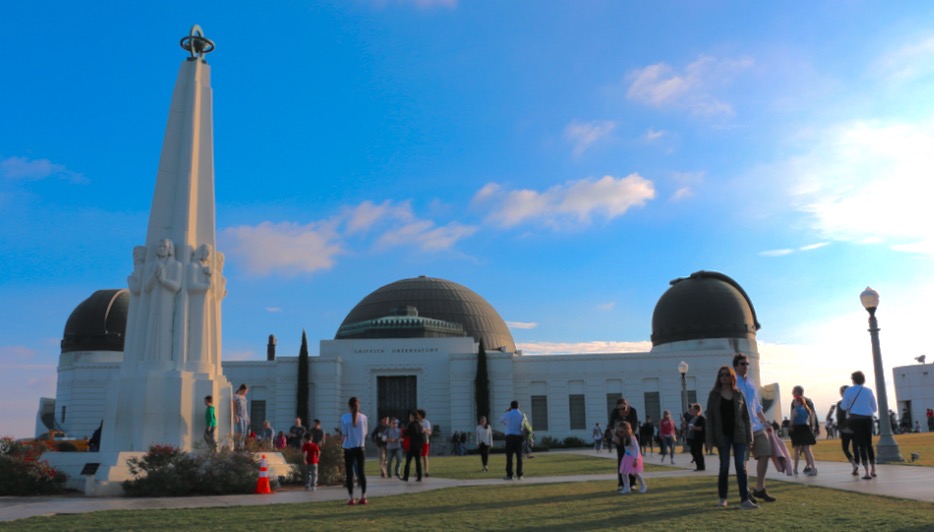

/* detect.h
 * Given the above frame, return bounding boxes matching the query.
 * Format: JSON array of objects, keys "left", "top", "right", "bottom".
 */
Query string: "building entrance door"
[{"left": 377, "top": 376, "right": 417, "bottom": 422}]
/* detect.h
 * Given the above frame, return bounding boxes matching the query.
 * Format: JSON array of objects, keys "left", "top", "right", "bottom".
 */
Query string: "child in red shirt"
[{"left": 302, "top": 433, "right": 321, "bottom": 490}]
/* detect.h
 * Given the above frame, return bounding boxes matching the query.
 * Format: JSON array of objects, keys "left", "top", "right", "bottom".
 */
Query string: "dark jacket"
[{"left": 706, "top": 388, "right": 752, "bottom": 449}]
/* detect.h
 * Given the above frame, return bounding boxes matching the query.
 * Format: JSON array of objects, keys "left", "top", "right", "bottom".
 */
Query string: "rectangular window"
[
  {"left": 606, "top": 393, "right": 621, "bottom": 424},
  {"left": 569, "top": 394, "right": 586, "bottom": 430},
  {"left": 250, "top": 400, "right": 266, "bottom": 433},
  {"left": 531, "top": 395, "right": 549, "bottom": 431},
  {"left": 687, "top": 390, "right": 697, "bottom": 407},
  {"left": 643, "top": 392, "right": 660, "bottom": 426}
]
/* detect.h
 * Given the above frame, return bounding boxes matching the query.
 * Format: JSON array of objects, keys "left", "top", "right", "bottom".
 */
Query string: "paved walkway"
[{"left": 2, "top": 451, "right": 932, "bottom": 523}]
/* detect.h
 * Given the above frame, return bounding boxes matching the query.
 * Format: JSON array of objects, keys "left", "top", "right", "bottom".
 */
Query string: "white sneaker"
[
  {"left": 740, "top": 499, "right": 760, "bottom": 510},
  {"left": 639, "top": 484, "right": 647, "bottom": 493}
]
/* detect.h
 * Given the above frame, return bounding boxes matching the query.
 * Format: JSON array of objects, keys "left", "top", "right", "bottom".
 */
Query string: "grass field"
[
  {"left": 3, "top": 435, "right": 932, "bottom": 531},
  {"left": 4, "top": 474, "right": 932, "bottom": 531},
  {"left": 807, "top": 432, "right": 932, "bottom": 466}
]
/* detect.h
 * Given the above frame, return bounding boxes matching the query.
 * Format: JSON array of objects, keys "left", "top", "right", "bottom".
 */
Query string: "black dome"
[
  {"left": 61, "top": 289, "right": 129, "bottom": 353},
  {"left": 338, "top": 276, "right": 516, "bottom": 352},
  {"left": 651, "top": 271, "right": 760, "bottom": 347}
]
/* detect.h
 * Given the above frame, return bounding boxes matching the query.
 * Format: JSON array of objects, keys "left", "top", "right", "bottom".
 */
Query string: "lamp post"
[
  {"left": 859, "top": 287, "right": 903, "bottom": 463},
  {"left": 679, "top": 361, "right": 689, "bottom": 452}
]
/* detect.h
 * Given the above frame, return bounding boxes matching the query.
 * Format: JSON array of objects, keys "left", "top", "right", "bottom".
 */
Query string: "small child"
[
  {"left": 301, "top": 433, "right": 321, "bottom": 490},
  {"left": 616, "top": 421, "right": 647, "bottom": 494},
  {"left": 203, "top": 395, "right": 217, "bottom": 452}
]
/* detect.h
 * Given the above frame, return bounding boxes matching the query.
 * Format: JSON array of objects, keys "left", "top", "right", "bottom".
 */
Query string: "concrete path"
[{"left": 2, "top": 451, "right": 932, "bottom": 523}]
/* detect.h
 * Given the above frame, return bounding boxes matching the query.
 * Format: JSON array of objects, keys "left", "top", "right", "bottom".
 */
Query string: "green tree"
[
  {"left": 297, "top": 330, "right": 310, "bottom": 427},
  {"left": 475, "top": 340, "right": 490, "bottom": 422}
]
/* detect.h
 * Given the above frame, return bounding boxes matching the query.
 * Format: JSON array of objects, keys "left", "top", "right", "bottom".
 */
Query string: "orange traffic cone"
[{"left": 256, "top": 454, "right": 272, "bottom": 494}]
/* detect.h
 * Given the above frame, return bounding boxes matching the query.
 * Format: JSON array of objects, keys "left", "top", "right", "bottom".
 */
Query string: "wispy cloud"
[
  {"left": 871, "top": 36, "right": 934, "bottom": 85},
  {"left": 669, "top": 171, "right": 704, "bottom": 202},
  {"left": 518, "top": 340, "right": 652, "bottom": 354},
  {"left": 644, "top": 129, "right": 666, "bottom": 142},
  {"left": 222, "top": 221, "right": 343, "bottom": 276},
  {"left": 759, "top": 242, "right": 830, "bottom": 257},
  {"left": 473, "top": 174, "right": 655, "bottom": 229},
  {"left": 221, "top": 200, "right": 478, "bottom": 276},
  {"left": 565, "top": 120, "right": 616, "bottom": 156},
  {"left": 780, "top": 118, "right": 934, "bottom": 254},
  {"left": 0, "top": 156, "right": 87, "bottom": 184},
  {"left": 265, "top": 307, "right": 282, "bottom": 313},
  {"left": 506, "top": 321, "right": 538, "bottom": 330},
  {"left": 626, "top": 55, "right": 753, "bottom": 116},
  {"left": 596, "top": 302, "right": 615, "bottom": 311}
]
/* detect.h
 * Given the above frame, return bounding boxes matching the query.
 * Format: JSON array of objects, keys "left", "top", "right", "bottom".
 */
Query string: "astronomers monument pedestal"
[{"left": 52, "top": 26, "right": 234, "bottom": 495}]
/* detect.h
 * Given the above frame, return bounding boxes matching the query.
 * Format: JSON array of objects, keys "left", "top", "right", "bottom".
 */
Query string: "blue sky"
[{"left": 2, "top": 1, "right": 933, "bottom": 437}]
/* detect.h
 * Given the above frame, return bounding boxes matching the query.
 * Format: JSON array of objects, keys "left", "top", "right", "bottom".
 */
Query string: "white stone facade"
[{"left": 893, "top": 362, "right": 934, "bottom": 431}]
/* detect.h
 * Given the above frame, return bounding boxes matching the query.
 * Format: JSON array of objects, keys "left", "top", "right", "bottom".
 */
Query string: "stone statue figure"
[
  {"left": 124, "top": 246, "right": 148, "bottom": 364},
  {"left": 143, "top": 238, "right": 182, "bottom": 361},
  {"left": 187, "top": 244, "right": 214, "bottom": 366}
]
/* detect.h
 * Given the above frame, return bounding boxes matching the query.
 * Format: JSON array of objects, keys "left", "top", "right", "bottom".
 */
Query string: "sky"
[{"left": 2, "top": 1, "right": 933, "bottom": 438}]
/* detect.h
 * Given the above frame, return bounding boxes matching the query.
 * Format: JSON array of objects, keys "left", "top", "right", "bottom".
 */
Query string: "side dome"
[
  {"left": 61, "top": 289, "right": 129, "bottom": 353},
  {"left": 337, "top": 276, "right": 516, "bottom": 352},
  {"left": 651, "top": 271, "right": 760, "bottom": 347}
]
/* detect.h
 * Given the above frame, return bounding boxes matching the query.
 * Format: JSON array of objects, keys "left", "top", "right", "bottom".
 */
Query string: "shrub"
[
  {"left": 562, "top": 436, "right": 587, "bottom": 448},
  {"left": 123, "top": 445, "right": 260, "bottom": 497},
  {"left": 539, "top": 436, "right": 560, "bottom": 448},
  {"left": 0, "top": 437, "right": 67, "bottom": 496}
]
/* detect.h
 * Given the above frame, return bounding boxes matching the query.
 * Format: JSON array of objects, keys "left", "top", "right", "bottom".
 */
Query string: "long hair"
[
  {"left": 348, "top": 396, "right": 359, "bottom": 427},
  {"left": 617, "top": 420, "right": 633, "bottom": 447},
  {"left": 713, "top": 365, "right": 738, "bottom": 392}
]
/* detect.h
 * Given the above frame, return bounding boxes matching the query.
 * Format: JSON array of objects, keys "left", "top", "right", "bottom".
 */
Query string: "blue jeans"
[{"left": 717, "top": 435, "right": 750, "bottom": 501}]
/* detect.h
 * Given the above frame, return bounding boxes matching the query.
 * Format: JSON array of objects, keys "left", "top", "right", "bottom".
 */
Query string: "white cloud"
[
  {"left": 344, "top": 200, "right": 414, "bottom": 234},
  {"left": 0, "top": 156, "right": 87, "bottom": 184},
  {"left": 759, "top": 249, "right": 794, "bottom": 257},
  {"left": 518, "top": 340, "right": 652, "bottom": 354},
  {"left": 782, "top": 118, "right": 934, "bottom": 254},
  {"left": 506, "top": 321, "right": 538, "bottom": 330},
  {"left": 626, "top": 55, "right": 753, "bottom": 116},
  {"left": 376, "top": 220, "right": 477, "bottom": 251},
  {"left": 644, "top": 129, "right": 666, "bottom": 142},
  {"left": 474, "top": 174, "right": 655, "bottom": 229},
  {"left": 596, "top": 302, "right": 615, "bottom": 311},
  {"left": 221, "top": 221, "right": 343, "bottom": 276},
  {"left": 265, "top": 307, "right": 282, "bottom": 313},
  {"left": 565, "top": 120, "right": 616, "bottom": 156},
  {"left": 799, "top": 242, "right": 829, "bottom": 252},
  {"left": 668, "top": 171, "right": 703, "bottom": 202}
]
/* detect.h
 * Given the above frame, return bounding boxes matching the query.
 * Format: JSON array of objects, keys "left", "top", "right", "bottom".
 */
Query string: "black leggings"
[
  {"left": 479, "top": 442, "right": 490, "bottom": 467},
  {"left": 849, "top": 417, "right": 874, "bottom": 467},
  {"left": 344, "top": 446, "right": 366, "bottom": 496}
]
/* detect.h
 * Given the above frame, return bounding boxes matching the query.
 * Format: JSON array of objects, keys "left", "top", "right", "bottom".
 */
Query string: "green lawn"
[
  {"left": 808, "top": 432, "right": 933, "bottom": 466},
  {"left": 5, "top": 475, "right": 933, "bottom": 531}
]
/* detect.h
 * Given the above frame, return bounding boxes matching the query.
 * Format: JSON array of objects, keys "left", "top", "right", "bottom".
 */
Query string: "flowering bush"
[
  {"left": 123, "top": 445, "right": 259, "bottom": 497},
  {"left": 0, "top": 437, "right": 67, "bottom": 495}
]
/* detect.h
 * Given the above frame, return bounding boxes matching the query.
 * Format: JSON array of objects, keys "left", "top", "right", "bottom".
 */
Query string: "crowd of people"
[{"left": 222, "top": 355, "right": 901, "bottom": 509}]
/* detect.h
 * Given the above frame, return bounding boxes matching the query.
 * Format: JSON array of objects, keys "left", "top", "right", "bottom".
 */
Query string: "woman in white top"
[
  {"left": 340, "top": 396, "right": 369, "bottom": 505},
  {"left": 839, "top": 371, "right": 878, "bottom": 479},
  {"left": 475, "top": 416, "right": 493, "bottom": 472}
]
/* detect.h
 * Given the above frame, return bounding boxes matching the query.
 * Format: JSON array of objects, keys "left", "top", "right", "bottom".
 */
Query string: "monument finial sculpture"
[
  {"left": 95, "top": 24, "right": 233, "bottom": 469},
  {"left": 180, "top": 25, "right": 215, "bottom": 60}
]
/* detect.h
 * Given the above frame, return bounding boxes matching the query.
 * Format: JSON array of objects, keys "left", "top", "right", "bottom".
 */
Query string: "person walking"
[
  {"left": 340, "top": 396, "right": 368, "bottom": 505},
  {"left": 658, "top": 410, "right": 677, "bottom": 464},
  {"left": 385, "top": 418, "right": 403, "bottom": 479},
  {"left": 401, "top": 411, "right": 423, "bottom": 481},
  {"left": 839, "top": 370, "right": 878, "bottom": 480},
  {"left": 687, "top": 403, "right": 706, "bottom": 471},
  {"left": 706, "top": 365, "right": 758, "bottom": 509},
  {"left": 593, "top": 422, "right": 603, "bottom": 453},
  {"left": 476, "top": 416, "right": 493, "bottom": 472},
  {"left": 734, "top": 353, "right": 775, "bottom": 503},
  {"left": 203, "top": 395, "right": 217, "bottom": 452},
  {"left": 500, "top": 400, "right": 525, "bottom": 480},
  {"left": 789, "top": 394, "right": 818, "bottom": 475},
  {"left": 301, "top": 433, "right": 320, "bottom": 491}
]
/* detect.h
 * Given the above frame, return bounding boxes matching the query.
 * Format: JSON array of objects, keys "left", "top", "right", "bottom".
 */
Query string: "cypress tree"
[
  {"left": 475, "top": 340, "right": 490, "bottom": 421},
  {"left": 297, "top": 329, "right": 310, "bottom": 427}
]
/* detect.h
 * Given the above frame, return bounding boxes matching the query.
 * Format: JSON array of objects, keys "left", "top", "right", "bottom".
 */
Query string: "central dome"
[{"left": 337, "top": 276, "right": 516, "bottom": 352}]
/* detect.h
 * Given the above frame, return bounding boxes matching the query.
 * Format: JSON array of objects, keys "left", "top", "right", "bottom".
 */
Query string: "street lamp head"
[
  {"left": 860, "top": 286, "right": 880, "bottom": 314},
  {"left": 678, "top": 361, "right": 689, "bottom": 375}
]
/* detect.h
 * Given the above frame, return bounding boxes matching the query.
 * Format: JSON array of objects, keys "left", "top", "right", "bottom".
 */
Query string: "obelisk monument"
[{"left": 100, "top": 25, "right": 233, "bottom": 456}]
